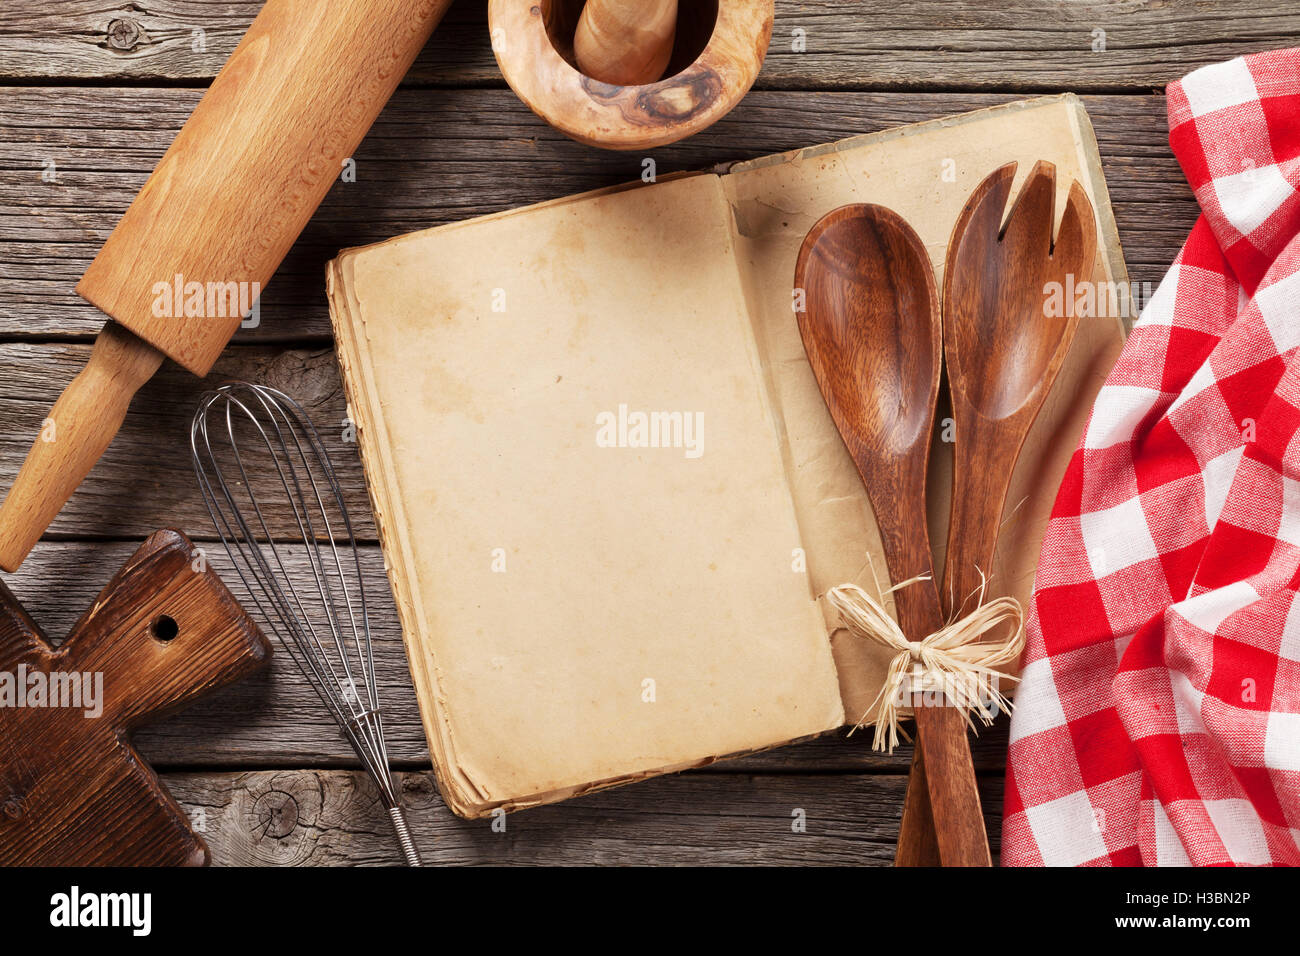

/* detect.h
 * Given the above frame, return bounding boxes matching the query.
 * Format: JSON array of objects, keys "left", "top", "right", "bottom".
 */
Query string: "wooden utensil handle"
[
  {"left": 912, "top": 706, "right": 991, "bottom": 866},
  {"left": 941, "top": 417, "right": 1018, "bottom": 618},
  {"left": 891, "top": 556, "right": 990, "bottom": 866},
  {"left": 0, "top": 0, "right": 451, "bottom": 571},
  {"left": 895, "top": 418, "right": 1020, "bottom": 866},
  {"left": 867, "top": 487, "right": 990, "bottom": 866},
  {"left": 894, "top": 746, "right": 940, "bottom": 866},
  {"left": 0, "top": 323, "right": 163, "bottom": 572}
]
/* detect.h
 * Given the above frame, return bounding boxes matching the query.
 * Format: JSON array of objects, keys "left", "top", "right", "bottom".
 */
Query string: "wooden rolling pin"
[
  {"left": 0, "top": 0, "right": 452, "bottom": 572},
  {"left": 574, "top": 0, "right": 679, "bottom": 85}
]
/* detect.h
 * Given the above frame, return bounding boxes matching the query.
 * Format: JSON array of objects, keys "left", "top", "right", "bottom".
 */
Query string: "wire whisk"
[{"left": 191, "top": 382, "right": 421, "bottom": 866}]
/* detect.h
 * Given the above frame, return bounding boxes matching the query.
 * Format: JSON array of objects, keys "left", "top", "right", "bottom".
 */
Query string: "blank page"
[{"left": 330, "top": 174, "right": 845, "bottom": 817}]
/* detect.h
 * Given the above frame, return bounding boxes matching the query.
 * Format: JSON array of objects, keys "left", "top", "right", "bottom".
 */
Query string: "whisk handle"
[
  {"left": 0, "top": 322, "right": 164, "bottom": 571},
  {"left": 388, "top": 806, "right": 423, "bottom": 867}
]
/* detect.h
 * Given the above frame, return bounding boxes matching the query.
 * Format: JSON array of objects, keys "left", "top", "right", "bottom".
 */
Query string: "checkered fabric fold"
[{"left": 1003, "top": 49, "right": 1300, "bottom": 867}]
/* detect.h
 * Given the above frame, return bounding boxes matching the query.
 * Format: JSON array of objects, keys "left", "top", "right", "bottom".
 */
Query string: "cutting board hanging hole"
[{"left": 151, "top": 614, "right": 179, "bottom": 642}]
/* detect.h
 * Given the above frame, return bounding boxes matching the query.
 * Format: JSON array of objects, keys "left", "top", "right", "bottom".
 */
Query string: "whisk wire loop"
[{"left": 191, "top": 382, "right": 417, "bottom": 865}]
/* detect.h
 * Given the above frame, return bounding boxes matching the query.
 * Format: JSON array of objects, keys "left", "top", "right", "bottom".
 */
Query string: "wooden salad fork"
[
  {"left": 895, "top": 161, "right": 1099, "bottom": 866},
  {"left": 795, "top": 204, "right": 991, "bottom": 867}
]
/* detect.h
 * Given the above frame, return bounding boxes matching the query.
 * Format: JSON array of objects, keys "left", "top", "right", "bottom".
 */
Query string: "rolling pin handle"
[{"left": 0, "top": 322, "right": 164, "bottom": 572}]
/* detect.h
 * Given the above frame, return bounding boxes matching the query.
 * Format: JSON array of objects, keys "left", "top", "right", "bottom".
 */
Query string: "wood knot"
[
  {"left": 399, "top": 772, "right": 439, "bottom": 809},
  {"left": 2, "top": 797, "right": 24, "bottom": 820},
  {"left": 252, "top": 790, "right": 299, "bottom": 839},
  {"left": 105, "top": 18, "right": 144, "bottom": 52},
  {"left": 635, "top": 70, "right": 720, "bottom": 122}
]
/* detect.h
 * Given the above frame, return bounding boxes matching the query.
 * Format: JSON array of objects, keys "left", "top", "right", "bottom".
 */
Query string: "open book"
[{"left": 328, "top": 95, "right": 1128, "bottom": 818}]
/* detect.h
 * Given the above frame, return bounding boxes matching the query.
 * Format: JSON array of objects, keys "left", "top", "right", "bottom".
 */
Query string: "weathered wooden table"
[{"left": 1, "top": 1, "right": 1296, "bottom": 866}]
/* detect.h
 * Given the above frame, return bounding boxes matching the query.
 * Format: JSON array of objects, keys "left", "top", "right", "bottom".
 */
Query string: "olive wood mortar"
[{"left": 489, "top": 0, "right": 774, "bottom": 150}]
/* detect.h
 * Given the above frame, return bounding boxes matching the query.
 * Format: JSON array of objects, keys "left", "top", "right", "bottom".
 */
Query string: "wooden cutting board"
[{"left": 0, "top": 529, "right": 270, "bottom": 866}]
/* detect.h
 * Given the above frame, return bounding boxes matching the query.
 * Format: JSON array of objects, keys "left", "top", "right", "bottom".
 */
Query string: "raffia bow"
[{"left": 826, "top": 576, "right": 1026, "bottom": 753}]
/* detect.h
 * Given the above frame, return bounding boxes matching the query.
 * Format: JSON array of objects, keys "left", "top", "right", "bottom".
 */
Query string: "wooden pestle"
[{"left": 574, "top": 0, "right": 679, "bottom": 86}]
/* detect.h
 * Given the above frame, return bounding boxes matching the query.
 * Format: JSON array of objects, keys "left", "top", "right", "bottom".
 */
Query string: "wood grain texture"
[
  {"left": 490, "top": 0, "right": 773, "bottom": 149},
  {"left": 162, "top": 767, "right": 1004, "bottom": 865},
  {"left": 573, "top": 0, "right": 680, "bottom": 86},
  {"left": 0, "top": 529, "right": 270, "bottom": 865},
  {"left": 894, "top": 745, "right": 940, "bottom": 866},
  {"left": 2, "top": 1, "right": 1292, "bottom": 865},
  {"left": 0, "top": 0, "right": 454, "bottom": 571},
  {"left": 0, "top": 89, "right": 1191, "bottom": 343},
  {"left": 895, "top": 161, "right": 1097, "bottom": 865},
  {"left": 78, "top": 0, "right": 452, "bottom": 375},
  {"left": 795, "top": 205, "right": 989, "bottom": 866},
  {"left": 0, "top": 345, "right": 363, "bottom": 541},
  {"left": 6, "top": 536, "right": 1013, "bottom": 771},
  {"left": 0, "top": 324, "right": 164, "bottom": 571},
  {"left": 941, "top": 161, "right": 1097, "bottom": 617},
  {"left": 1, "top": 0, "right": 1296, "bottom": 91}
]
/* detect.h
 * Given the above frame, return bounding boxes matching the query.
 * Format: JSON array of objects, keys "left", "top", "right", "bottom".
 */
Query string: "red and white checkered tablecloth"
[{"left": 1003, "top": 48, "right": 1300, "bottom": 866}]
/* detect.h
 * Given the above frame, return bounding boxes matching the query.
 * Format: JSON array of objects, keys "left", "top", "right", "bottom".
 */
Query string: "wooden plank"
[
  {"left": 163, "top": 768, "right": 1005, "bottom": 865},
  {"left": 0, "top": 345, "right": 355, "bottom": 540},
  {"left": 1, "top": 88, "right": 1191, "bottom": 341},
  {"left": 0, "top": 0, "right": 1296, "bottom": 91},
  {"left": 8, "top": 536, "right": 1012, "bottom": 770}
]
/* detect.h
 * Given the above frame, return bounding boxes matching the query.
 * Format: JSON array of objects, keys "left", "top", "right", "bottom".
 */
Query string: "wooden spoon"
[
  {"left": 574, "top": 0, "right": 678, "bottom": 86},
  {"left": 894, "top": 161, "right": 1098, "bottom": 866},
  {"left": 794, "top": 204, "right": 991, "bottom": 867}
]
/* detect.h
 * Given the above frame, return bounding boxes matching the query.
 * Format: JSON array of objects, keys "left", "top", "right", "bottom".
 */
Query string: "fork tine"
[
  {"left": 958, "top": 161, "right": 1016, "bottom": 246},
  {"left": 1053, "top": 179, "right": 1099, "bottom": 276},
  {"left": 1002, "top": 160, "right": 1056, "bottom": 255}
]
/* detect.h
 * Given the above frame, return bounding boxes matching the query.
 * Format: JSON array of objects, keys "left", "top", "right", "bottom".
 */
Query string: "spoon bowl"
[{"left": 794, "top": 204, "right": 941, "bottom": 460}]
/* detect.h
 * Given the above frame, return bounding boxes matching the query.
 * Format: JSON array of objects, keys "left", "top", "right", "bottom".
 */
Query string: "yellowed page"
[
  {"left": 721, "top": 94, "right": 1128, "bottom": 719},
  {"left": 330, "top": 174, "right": 844, "bottom": 818}
]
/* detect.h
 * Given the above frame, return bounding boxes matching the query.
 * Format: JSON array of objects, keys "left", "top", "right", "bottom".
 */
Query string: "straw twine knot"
[{"left": 826, "top": 574, "right": 1027, "bottom": 754}]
